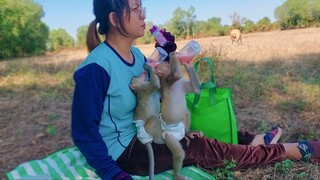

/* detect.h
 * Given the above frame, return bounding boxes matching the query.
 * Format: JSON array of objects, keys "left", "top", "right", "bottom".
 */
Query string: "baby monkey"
[
  {"left": 130, "top": 54, "right": 202, "bottom": 180},
  {"left": 155, "top": 52, "right": 201, "bottom": 180},
  {"left": 130, "top": 63, "right": 164, "bottom": 180}
]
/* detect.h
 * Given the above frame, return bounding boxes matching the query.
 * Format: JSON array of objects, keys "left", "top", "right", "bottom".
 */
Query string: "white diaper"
[
  {"left": 159, "top": 115, "right": 185, "bottom": 141},
  {"left": 134, "top": 120, "right": 153, "bottom": 144}
]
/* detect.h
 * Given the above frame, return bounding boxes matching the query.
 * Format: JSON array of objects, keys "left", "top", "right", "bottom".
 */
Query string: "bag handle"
[{"left": 193, "top": 57, "right": 216, "bottom": 106}]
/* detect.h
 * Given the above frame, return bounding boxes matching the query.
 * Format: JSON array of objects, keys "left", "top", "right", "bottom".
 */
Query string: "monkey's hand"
[
  {"left": 181, "top": 61, "right": 194, "bottom": 69},
  {"left": 183, "top": 130, "right": 204, "bottom": 148},
  {"left": 143, "top": 62, "right": 154, "bottom": 72},
  {"left": 185, "top": 130, "right": 204, "bottom": 139}
]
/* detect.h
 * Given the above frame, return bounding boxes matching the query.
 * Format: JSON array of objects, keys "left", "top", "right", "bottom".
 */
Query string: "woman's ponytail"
[{"left": 86, "top": 20, "right": 101, "bottom": 52}]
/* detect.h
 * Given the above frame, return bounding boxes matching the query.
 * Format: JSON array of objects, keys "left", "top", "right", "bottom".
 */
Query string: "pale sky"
[{"left": 34, "top": 0, "right": 286, "bottom": 39}]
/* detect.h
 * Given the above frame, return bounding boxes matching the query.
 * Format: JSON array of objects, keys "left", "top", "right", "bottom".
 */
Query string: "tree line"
[{"left": 1, "top": 0, "right": 320, "bottom": 60}]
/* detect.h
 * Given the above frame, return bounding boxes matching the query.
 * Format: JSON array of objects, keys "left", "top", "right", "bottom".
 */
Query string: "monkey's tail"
[{"left": 145, "top": 142, "right": 154, "bottom": 180}]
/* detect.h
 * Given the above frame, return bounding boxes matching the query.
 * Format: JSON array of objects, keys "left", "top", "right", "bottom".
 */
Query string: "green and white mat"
[{"left": 6, "top": 146, "right": 215, "bottom": 180}]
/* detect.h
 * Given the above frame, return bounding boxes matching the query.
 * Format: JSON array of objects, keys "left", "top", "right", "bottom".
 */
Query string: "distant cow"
[{"left": 230, "top": 29, "right": 242, "bottom": 45}]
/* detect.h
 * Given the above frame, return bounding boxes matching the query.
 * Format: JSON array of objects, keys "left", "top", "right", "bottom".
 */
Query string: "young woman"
[{"left": 71, "top": 0, "right": 319, "bottom": 179}]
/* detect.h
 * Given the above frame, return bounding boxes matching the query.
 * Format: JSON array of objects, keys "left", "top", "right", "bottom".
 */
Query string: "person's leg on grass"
[
  {"left": 117, "top": 136, "right": 320, "bottom": 176},
  {"left": 183, "top": 136, "right": 319, "bottom": 170}
]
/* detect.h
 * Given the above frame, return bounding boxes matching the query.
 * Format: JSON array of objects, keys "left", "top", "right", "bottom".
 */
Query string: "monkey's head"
[
  {"left": 130, "top": 72, "right": 147, "bottom": 91},
  {"left": 155, "top": 60, "right": 171, "bottom": 78}
]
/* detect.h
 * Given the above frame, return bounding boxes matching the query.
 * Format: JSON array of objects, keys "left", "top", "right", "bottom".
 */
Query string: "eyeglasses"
[{"left": 130, "top": 6, "right": 146, "bottom": 18}]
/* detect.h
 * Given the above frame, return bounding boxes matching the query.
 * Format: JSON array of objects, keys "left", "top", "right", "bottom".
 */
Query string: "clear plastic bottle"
[
  {"left": 149, "top": 25, "right": 168, "bottom": 46},
  {"left": 147, "top": 47, "right": 168, "bottom": 67},
  {"left": 178, "top": 40, "right": 201, "bottom": 63}
]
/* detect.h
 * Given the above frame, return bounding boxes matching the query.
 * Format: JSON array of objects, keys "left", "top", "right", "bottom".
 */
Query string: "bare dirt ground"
[{"left": 1, "top": 28, "right": 320, "bottom": 179}]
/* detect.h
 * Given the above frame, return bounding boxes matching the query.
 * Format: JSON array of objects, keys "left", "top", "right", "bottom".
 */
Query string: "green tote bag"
[{"left": 186, "top": 58, "right": 238, "bottom": 144}]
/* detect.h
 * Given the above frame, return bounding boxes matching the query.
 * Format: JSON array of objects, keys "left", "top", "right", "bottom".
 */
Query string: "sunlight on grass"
[
  {"left": 0, "top": 67, "right": 74, "bottom": 91},
  {"left": 272, "top": 82, "right": 320, "bottom": 111}
]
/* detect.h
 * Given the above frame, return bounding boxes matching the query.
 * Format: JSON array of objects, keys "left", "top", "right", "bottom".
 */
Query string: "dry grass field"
[{"left": 1, "top": 28, "right": 319, "bottom": 179}]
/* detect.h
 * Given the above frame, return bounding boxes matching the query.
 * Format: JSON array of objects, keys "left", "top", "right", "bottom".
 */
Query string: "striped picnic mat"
[{"left": 6, "top": 146, "right": 215, "bottom": 180}]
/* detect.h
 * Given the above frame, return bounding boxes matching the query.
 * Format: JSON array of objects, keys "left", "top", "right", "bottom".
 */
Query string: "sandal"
[{"left": 264, "top": 127, "right": 282, "bottom": 145}]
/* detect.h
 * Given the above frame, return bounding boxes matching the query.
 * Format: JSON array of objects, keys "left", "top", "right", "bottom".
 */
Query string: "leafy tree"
[
  {"left": 164, "top": 6, "right": 197, "bottom": 39},
  {"left": 207, "top": 17, "right": 225, "bottom": 36},
  {"left": 275, "top": 0, "right": 320, "bottom": 29},
  {"left": 193, "top": 20, "right": 207, "bottom": 37},
  {"left": 165, "top": 7, "right": 187, "bottom": 39},
  {"left": 243, "top": 19, "right": 256, "bottom": 33},
  {"left": 221, "top": 25, "right": 230, "bottom": 36},
  {"left": 0, "top": 0, "right": 49, "bottom": 59},
  {"left": 257, "top": 17, "right": 272, "bottom": 31},
  {"left": 196, "top": 17, "right": 225, "bottom": 36},
  {"left": 312, "top": 1, "right": 320, "bottom": 26},
  {"left": 184, "top": 6, "right": 196, "bottom": 38},
  {"left": 229, "top": 12, "right": 246, "bottom": 29},
  {"left": 49, "top": 29, "right": 74, "bottom": 51},
  {"left": 76, "top": 25, "right": 88, "bottom": 47}
]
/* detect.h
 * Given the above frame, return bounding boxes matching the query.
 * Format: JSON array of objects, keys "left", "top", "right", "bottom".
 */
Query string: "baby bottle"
[
  {"left": 147, "top": 47, "right": 168, "bottom": 67},
  {"left": 149, "top": 25, "right": 168, "bottom": 47},
  {"left": 177, "top": 40, "right": 201, "bottom": 63}
]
